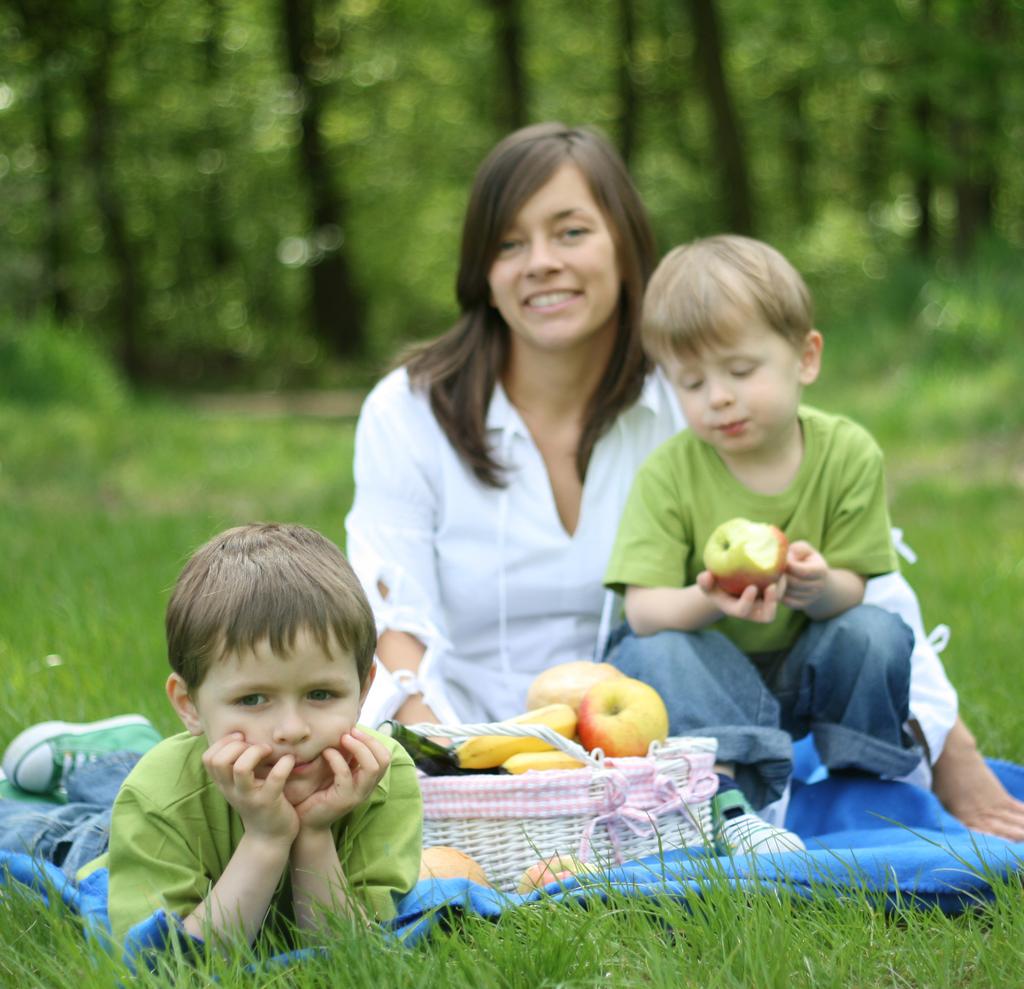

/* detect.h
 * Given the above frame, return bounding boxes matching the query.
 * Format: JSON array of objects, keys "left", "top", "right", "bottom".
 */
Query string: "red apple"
[
  {"left": 576, "top": 677, "right": 669, "bottom": 757},
  {"left": 516, "top": 854, "right": 600, "bottom": 893},
  {"left": 703, "top": 517, "right": 788, "bottom": 597}
]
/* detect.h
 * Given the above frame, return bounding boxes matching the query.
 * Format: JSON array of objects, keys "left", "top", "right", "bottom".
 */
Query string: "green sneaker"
[
  {"left": 711, "top": 787, "right": 805, "bottom": 856},
  {"left": 0, "top": 767, "right": 63, "bottom": 805},
  {"left": 2, "top": 716, "right": 162, "bottom": 795}
]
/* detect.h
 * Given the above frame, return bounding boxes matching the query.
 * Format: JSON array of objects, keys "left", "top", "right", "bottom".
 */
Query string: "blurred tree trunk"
[
  {"left": 684, "top": 0, "right": 754, "bottom": 234},
  {"left": 202, "top": 0, "right": 232, "bottom": 273},
  {"left": 782, "top": 79, "right": 812, "bottom": 227},
  {"left": 616, "top": 0, "right": 638, "bottom": 165},
  {"left": 39, "top": 53, "right": 71, "bottom": 320},
  {"left": 11, "top": 0, "right": 71, "bottom": 320},
  {"left": 860, "top": 99, "right": 889, "bottom": 210},
  {"left": 81, "top": 18, "right": 145, "bottom": 379},
  {"left": 912, "top": 94, "right": 934, "bottom": 258},
  {"left": 910, "top": 0, "right": 934, "bottom": 258},
  {"left": 488, "top": 0, "right": 528, "bottom": 131},
  {"left": 951, "top": 0, "right": 1004, "bottom": 262},
  {"left": 281, "top": 0, "right": 365, "bottom": 357}
]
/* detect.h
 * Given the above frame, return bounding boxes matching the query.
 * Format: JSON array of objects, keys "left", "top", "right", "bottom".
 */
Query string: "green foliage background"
[{"left": 1, "top": 0, "right": 1021, "bottom": 385}]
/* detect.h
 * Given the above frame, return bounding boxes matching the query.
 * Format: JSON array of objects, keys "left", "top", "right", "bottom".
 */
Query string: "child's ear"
[
  {"left": 166, "top": 672, "right": 204, "bottom": 736},
  {"left": 358, "top": 662, "right": 377, "bottom": 707},
  {"left": 798, "top": 329, "right": 823, "bottom": 385}
]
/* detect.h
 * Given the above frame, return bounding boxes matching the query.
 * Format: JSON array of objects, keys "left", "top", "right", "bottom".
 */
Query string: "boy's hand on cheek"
[
  {"left": 697, "top": 570, "right": 785, "bottom": 624},
  {"left": 294, "top": 729, "right": 391, "bottom": 831},
  {"left": 203, "top": 732, "right": 300, "bottom": 843}
]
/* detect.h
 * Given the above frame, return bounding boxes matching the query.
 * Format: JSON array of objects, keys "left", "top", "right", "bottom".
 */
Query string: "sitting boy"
[
  {"left": 0, "top": 522, "right": 422, "bottom": 949},
  {"left": 604, "top": 235, "right": 922, "bottom": 854}
]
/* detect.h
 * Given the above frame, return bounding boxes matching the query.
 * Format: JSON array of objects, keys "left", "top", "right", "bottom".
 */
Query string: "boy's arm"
[
  {"left": 180, "top": 831, "right": 292, "bottom": 944},
  {"left": 625, "top": 575, "right": 785, "bottom": 635},
  {"left": 181, "top": 733, "right": 300, "bottom": 945},
  {"left": 289, "top": 729, "right": 395, "bottom": 931}
]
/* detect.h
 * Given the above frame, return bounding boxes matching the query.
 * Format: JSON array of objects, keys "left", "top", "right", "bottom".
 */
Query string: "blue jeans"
[
  {"left": 605, "top": 605, "right": 921, "bottom": 809},
  {"left": 0, "top": 751, "right": 140, "bottom": 878}
]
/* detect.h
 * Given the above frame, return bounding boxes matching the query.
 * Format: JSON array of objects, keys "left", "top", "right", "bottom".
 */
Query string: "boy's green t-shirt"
[
  {"left": 86, "top": 726, "right": 422, "bottom": 944},
  {"left": 604, "top": 406, "right": 898, "bottom": 655}
]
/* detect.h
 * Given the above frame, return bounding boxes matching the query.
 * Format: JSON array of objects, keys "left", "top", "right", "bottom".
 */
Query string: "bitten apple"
[
  {"left": 703, "top": 517, "right": 788, "bottom": 597},
  {"left": 576, "top": 677, "right": 669, "bottom": 757}
]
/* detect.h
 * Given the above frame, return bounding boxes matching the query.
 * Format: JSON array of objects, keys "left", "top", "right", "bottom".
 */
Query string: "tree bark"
[
  {"left": 782, "top": 79, "right": 812, "bottom": 227},
  {"left": 912, "top": 94, "right": 933, "bottom": 258},
  {"left": 951, "top": 0, "right": 1003, "bottom": 262},
  {"left": 11, "top": 0, "right": 72, "bottom": 320},
  {"left": 81, "top": 20, "right": 145, "bottom": 379},
  {"left": 202, "top": 0, "right": 232, "bottom": 273},
  {"left": 281, "top": 0, "right": 365, "bottom": 357},
  {"left": 39, "top": 54, "right": 71, "bottom": 320},
  {"left": 616, "top": 0, "right": 638, "bottom": 165},
  {"left": 488, "top": 0, "right": 528, "bottom": 132},
  {"left": 684, "top": 0, "right": 754, "bottom": 234}
]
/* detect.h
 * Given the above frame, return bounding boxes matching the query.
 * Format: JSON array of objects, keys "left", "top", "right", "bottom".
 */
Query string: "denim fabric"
[
  {"left": 0, "top": 751, "right": 140, "bottom": 878},
  {"left": 605, "top": 604, "right": 920, "bottom": 809}
]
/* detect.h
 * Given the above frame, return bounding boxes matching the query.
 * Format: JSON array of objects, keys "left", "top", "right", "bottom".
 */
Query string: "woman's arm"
[{"left": 344, "top": 370, "right": 459, "bottom": 725}]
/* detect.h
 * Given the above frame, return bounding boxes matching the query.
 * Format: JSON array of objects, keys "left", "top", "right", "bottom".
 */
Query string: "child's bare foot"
[{"left": 932, "top": 717, "right": 1024, "bottom": 841}]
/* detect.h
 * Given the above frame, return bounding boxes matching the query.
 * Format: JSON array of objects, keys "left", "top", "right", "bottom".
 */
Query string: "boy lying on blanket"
[{"left": 0, "top": 523, "right": 422, "bottom": 951}]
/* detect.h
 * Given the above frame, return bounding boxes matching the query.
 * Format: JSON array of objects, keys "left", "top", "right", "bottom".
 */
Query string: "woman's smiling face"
[{"left": 487, "top": 163, "right": 622, "bottom": 361}]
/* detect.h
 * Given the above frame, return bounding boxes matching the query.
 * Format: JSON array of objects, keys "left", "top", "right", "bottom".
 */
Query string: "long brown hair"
[{"left": 403, "top": 122, "right": 657, "bottom": 487}]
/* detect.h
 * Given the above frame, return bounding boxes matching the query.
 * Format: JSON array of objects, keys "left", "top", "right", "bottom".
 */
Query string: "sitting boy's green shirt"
[
  {"left": 605, "top": 406, "right": 898, "bottom": 655},
  {"left": 85, "top": 726, "right": 422, "bottom": 945}
]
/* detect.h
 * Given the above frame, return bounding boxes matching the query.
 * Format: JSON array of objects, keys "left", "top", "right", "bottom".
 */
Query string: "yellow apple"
[
  {"left": 526, "top": 660, "right": 625, "bottom": 713},
  {"left": 576, "top": 676, "right": 669, "bottom": 757}
]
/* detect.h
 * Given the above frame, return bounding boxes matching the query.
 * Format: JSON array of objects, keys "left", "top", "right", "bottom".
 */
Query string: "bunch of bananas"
[{"left": 454, "top": 703, "right": 584, "bottom": 772}]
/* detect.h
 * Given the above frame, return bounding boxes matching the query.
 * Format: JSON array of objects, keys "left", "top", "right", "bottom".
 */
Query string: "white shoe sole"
[{"left": 2, "top": 714, "right": 154, "bottom": 788}]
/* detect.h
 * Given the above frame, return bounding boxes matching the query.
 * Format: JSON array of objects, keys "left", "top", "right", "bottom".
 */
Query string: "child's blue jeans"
[
  {"left": 0, "top": 751, "right": 140, "bottom": 878},
  {"left": 605, "top": 604, "right": 921, "bottom": 809}
]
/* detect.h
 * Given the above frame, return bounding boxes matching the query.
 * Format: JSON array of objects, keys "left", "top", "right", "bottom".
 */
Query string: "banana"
[
  {"left": 454, "top": 703, "right": 577, "bottom": 769},
  {"left": 501, "top": 750, "right": 587, "bottom": 774}
]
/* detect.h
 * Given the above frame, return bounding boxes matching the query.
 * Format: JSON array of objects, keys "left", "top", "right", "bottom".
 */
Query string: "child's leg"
[
  {"left": 606, "top": 625, "right": 793, "bottom": 809},
  {"left": 0, "top": 752, "right": 139, "bottom": 877},
  {"left": 0, "top": 798, "right": 112, "bottom": 877},
  {"left": 773, "top": 604, "right": 922, "bottom": 778}
]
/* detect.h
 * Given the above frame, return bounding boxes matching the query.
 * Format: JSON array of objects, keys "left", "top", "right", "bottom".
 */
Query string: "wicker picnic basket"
[{"left": 406, "top": 721, "right": 719, "bottom": 892}]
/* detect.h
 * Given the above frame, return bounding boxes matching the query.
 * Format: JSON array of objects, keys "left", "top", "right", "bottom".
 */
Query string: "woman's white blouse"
[
  {"left": 345, "top": 366, "right": 956, "bottom": 759},
  {"left": 346, "top": 366, "right": 685, "bottom": 724}
]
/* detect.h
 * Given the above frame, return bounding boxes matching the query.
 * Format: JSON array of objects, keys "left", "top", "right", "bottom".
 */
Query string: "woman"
[{"left": 345, "top": 122, "right": 1024, "bottom": 840}]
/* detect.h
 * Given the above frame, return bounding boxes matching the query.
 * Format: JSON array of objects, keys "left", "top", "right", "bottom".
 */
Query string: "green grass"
[{"left": 1, "top": 251, "right": 1023, "bottom": 986}]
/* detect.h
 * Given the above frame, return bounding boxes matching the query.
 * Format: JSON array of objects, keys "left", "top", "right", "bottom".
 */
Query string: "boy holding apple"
[
  {"left": 604, "top": 235, "right": 921, "bottom": 854},
  {"left": 0, "top": 523, "right": 422, "bottom": 950}
]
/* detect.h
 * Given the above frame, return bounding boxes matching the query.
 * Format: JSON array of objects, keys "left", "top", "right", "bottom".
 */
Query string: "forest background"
[
  {"left": 2, "top": 3, "right": 1024, "bottom": 984},
  {"left": 2, "top": 0, "right": 1021, "bottom": 387}
]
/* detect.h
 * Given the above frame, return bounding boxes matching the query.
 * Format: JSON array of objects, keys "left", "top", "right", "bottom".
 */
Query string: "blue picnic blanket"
[
  {"left": 392, "top": 752, "right": 1024, "bottom": 942},
  {"left": 2, "top": 752, "right": 1023, "bottom": 965}
]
